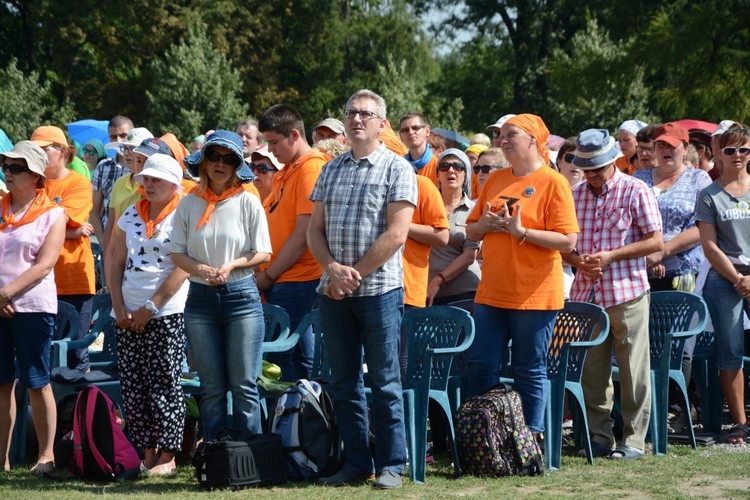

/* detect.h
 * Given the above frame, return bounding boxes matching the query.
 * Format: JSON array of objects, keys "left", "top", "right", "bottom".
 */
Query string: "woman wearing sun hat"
[
  {"left": 107, "top": 154, "right": 190, "bottom": 474},
  {"left": 170, "top": 130, "right": 272, "bottom": 441},
  {"left": 465, "top": 114, "right": 579, "bottom": 439},
  {"left": 0, "top": 141, "right": 66, "bottom": 473}
]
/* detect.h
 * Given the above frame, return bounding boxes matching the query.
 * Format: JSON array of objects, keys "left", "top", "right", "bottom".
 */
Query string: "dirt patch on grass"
[{"left": 680, "top": 476, "right": 750, "bottom": 497}]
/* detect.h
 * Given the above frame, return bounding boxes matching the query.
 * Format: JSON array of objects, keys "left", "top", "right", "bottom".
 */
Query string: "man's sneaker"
[
  {"left": 374, "top": 470, "right": 402, "bottom": 489},
  {"left": 317, "top": 468, "right": 375, "bottom": 486}
]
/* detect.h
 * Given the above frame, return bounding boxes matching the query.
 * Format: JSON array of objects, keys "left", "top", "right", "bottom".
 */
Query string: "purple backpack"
[{"left": 70, "top": 386, "right": 141, "bottom": 481}]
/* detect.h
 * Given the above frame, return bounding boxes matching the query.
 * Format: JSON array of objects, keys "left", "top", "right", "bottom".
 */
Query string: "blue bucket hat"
[
  {"left": 183, "top": 130, "right": 255, "bottom": 181},
  {"left": 572, "top": 129, "right": 620, "bottom": 169}
]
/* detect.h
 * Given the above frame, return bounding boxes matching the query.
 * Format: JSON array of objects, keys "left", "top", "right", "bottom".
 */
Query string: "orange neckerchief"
[
  {"left": 506, "top": 114, "right": 551, "bottom": 165},
  {"left": 135, "top": 192, "right": 183, "bottom": 238},
  {"left": 160, "top": 133, "right": 189, "bottom": 171},
  {"left": 194, "top": 184, "right": 245, "bottom": 231},
  {"left": 0, "top": 189, "right": 57, "bottom": 231}
]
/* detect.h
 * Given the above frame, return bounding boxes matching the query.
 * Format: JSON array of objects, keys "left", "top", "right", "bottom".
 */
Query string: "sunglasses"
[
  {"left": 1, "top": 163, "right": 32, "bottom": 175},
  {"left": 561, "top": 153, "right": 575, "bottom": 163},
  {"left": 205, "top": 150, "right": 242, "bottom": 168},
  {"left": 722, "top": 146, "right": 750, "bottom": 157},
  {"left": 400, "top": 124, "right": 426, "bottom": 134},
  {"left": 83, "top": 148, "right": 98, "bottom": 155},
  {"left": 491, "top": 130, "right": 500, "bottom": 138},
  {"left": 473, "top": 165, "right": 499, "bottom": 174},
  {"left": 437, "top": 162, "right": 467, "bottom": 172},
  {"left": 249, "top": 162, "right": 277, "bottom": 174},
  {"left": 583, "top": 165, "right": 609, "bottom": 174}
]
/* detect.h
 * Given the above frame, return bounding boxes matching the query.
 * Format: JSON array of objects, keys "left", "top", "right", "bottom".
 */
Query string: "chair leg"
[
  {"left": 650, "top": 371, "right": 669, "bottom": 456},
  {"left": 670, "top": 372, "right": 697, "bottom": 449},
  {"left": 545, "top": 381, "right": 564, "bottom": 471},
  {"left": 568, "top": 388, "right": 594, "bottom": 465},
  {"left": 403, "top": 391, "right": 425, "bottom": 484},
  {"left": 429, "top": 393, "right": 461, "bottom": 476}
]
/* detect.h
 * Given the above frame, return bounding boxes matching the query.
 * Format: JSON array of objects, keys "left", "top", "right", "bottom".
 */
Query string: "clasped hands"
[
  {"left": 198, "top": 263, "right": 233, "bottom": 286},
  {"left": 477, "top": 202, "right": 525, "bottom": 239},
  {"left": 576, "top": 252, "right": 613, "bottom": 280},
  {"left": 324, "top": 262, "right": 361, "bottom": 300}
]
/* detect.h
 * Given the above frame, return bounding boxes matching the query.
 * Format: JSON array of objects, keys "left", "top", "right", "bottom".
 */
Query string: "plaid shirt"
[
  {"left": 310, "top": 143, "right": 418, "bottom": 297},
  {"left": 570, "top": 168, "right": 662, "bottom": 308},
  {"left": 91, "top": 157, "right": 127, "bottom": 227}
]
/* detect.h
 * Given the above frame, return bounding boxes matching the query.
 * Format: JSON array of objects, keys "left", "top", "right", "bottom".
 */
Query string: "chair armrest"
[
  {"left": 262, "top": 332, "right": 300, "bottom": 354},
  {"left": 65, "top": 331, "right": 101, "bottom": 351}
]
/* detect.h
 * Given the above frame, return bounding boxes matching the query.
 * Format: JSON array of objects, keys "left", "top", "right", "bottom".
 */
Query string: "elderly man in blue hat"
[{"left": 563, "top": 129, "right": 663, "bottom": 460}]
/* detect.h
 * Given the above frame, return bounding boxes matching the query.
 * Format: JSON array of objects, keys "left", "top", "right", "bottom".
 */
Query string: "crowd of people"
[{"left": 0, "top": 88, "right": 749, "bottom": 484}]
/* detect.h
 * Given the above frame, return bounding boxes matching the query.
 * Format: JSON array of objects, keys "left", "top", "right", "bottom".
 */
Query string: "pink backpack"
[{"left": 70, "top": 386, "right": 141, "bottom": 481}]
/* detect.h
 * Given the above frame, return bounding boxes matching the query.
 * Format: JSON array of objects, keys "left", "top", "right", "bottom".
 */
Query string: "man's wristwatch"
[{"left": 144, "top": 300, "right": 159, "bottom": 314}]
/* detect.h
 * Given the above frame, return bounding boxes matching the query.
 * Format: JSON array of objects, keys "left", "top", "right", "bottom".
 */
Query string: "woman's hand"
[
  {"left": 114, "top": 307, "right": 133, "bottom": 330},
  {"left": 0, "top": 303, "right": 15, "bottom": 318},
  {"left": 476, "top": 202, "right": 507, "bottom": 236},
  {"left": 498, "top": 203, "right": 525, "bottom": 240},
  {"left": 197, "top": 264, "right": 224, "bottom": 285},
  {"left": 130, "top": 307, "right": 153, "bottom": 333},
  {"left": 0, "top": 288, "right": 11, "bottom": 310}
]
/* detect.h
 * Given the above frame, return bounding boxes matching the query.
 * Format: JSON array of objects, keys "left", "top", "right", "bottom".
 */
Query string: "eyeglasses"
[
  {"left": 1, "top": 163, "right": 31, "bottom": 175},
  {"left": 636, "top": 145, "right": 655, "bottom": 154},
  {"left": 249, "top": 162, "right": 277, "bottom": 174},
  {"left": 491, "top": 130, "right": 500, "bottom": 138},
  {"left": 400, "top": 125, "right": 426, "bottom": 134},
  {"left": 83, "top": 148, "right": 98, "bottom": 155},
  {"left": 722, "top": 146, "right": 750, "bottom": 157},
  {"left": 583, "top": 165, "right": 609, "bottom": 174},
  {"left": 473, "top": 165, "right": 500, "bottom": 174},
  {"left": 205, "top": 150, "right": 242, "bottom": 168},
  {"left": 437, "top": 162, "right": 466, "bottom": 172},
  {"left": 343, "top": 109, "right": 379, "bottom": 121}
]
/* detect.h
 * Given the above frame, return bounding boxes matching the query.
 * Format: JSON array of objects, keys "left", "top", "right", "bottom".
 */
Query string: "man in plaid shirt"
[
  {"left": 565, "top": 129, "right": 663, "bottom": 460},
  {"left": 308, "top": 89, "right": 417, "bottom": 489}
]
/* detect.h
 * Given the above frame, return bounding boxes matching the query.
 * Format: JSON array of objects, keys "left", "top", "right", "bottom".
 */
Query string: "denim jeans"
[
  {"left": 184, "top": 276, "right": 264, "bottom": 440},
  {"left": 60, "top": 293, "right": 94, "bottom": 372},
  {"left": 320, "top": 288, "right": 407, "bottom": 475},
  {"left": 704, "top": 269, "right": 750, "bottom": 370},
  {"left": 263, "top": 279, "right": 319, "bottom": 382},
  {"left": 466, "top": 304, "right": 558, "bottom": 433}
]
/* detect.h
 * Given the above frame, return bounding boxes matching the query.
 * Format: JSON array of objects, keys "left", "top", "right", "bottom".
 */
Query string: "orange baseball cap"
[{"left": 30, "top": 125, "right": 68, "bottom": 147}]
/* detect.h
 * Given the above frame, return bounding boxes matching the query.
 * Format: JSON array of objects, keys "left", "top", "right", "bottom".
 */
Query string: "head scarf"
[
  {"left": 505, "top": 114, "right": 550, "bottom": 164},
  {"left": 160, "top": 133, "right": 190, "bottom": 171}
]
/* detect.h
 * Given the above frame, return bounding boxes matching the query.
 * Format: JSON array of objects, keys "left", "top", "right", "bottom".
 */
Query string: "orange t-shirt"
[
  {"left": 260, "top": 148, "right": 326, "bottom": 283},
  {"left": 467, "top": 166, "right": 578, "bottom": 310},
  {"left": 615, "top": 155, "right": 635, "bottom": 175},
  {"left": 45, "top": 171, "right": 96, "bottom": 295},
  {"left": 380, "top": 120, "right": 408, "bottom": 157},
  {"left": 243, "top": 182, "right": 261, "bottom": 200},
  {"left": 403, "top": 176, "right": 449, "bottom": 307},
  {"left": 415, "top": 155, "right": 439, "bottom": 188},
  {"left": 471, "top": 174, "right": 480, "bottom": 200}
]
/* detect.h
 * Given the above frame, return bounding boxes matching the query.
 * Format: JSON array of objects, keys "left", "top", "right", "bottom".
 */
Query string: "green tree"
[
  {"left": 0, "top": 59, "right": 75, "bottom": 142},
  {"left": 145, "top": 21, "right": 248, "bottom": 143},
  {"left": 636, "top": 0, "right": 750, "bottom": 123},
  {"left": 546, "top": 20, "right": 656, "bottom": 136}
]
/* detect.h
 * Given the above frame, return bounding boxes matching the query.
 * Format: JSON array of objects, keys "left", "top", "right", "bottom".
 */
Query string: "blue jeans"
[
  {"left": 704, "top": 269, "right": 750, "bottom": 370},
  {"left": 466, "top": 304, "right": 558, "bottom": 433},
  {"left": 0, "top": 312, "right": 54, "bottom": 388},
  {"left": 184, "top": 276, "right": 264, "bottom": 440},
  {"left": 320, "top": 288, "right": 407, "bottom": 475},
  {"left": 263, "top": 279, "right": 319, "bottom": 382},
  {"left": 60, "top": 294, "right": 94, "bottom": 372}
]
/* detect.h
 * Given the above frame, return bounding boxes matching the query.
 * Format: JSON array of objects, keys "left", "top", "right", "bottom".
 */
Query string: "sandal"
[
  {"left": 723, "top": 423, "right": 750, "bottom": 445},
  {"left": 606, "top": 444, "right": 644, "bottom": 460},
  {"left": 30, "top": 461, "right": 55, "bottom": 474},
  {"left": 578, "top": 440, "right": 613, "bottom": 459}
]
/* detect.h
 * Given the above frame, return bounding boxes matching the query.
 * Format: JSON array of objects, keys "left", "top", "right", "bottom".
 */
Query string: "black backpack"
[{"left": 268, "top": 379, "right": 342, "bottom": 480}]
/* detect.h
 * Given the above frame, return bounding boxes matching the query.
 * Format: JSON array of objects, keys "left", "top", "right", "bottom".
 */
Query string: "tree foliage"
[
  {"left": 0, "top": 59, "right": 75, "bottom": 142},
  {"left": 145, "top": 21, "right": 248, "bottom": 142},
  {"left": 546, "top": 20, "right": 656, "bottom": 136}
]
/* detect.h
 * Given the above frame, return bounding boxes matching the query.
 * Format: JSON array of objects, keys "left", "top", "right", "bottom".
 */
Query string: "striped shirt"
[
  {"left": 570, "top": 168, "right": 662, "bottom": 308},
  {"left": 310, "top": 143, "right": 418, "bottom": 297}
]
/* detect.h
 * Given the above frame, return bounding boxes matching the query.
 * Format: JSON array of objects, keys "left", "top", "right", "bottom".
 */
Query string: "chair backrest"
[
  {"left": 89, "top": 293, "right": 116, "bottom": 364},
  {"left": 547, "top": 301, "right": 609, "bottom": 383},
  {"left": 55, "top": 301, "right": 80, "bottom": 342},
  {"left": 402, "top": 306, "right": 474, "bottom": 392},
  {"left": 262, "top": 303, "right": 291, "bottom": 343},
  {"left": 649, "top": 291, "right": 708, "bottom": 372},
  {"left": 300, "top": 310, "right": 330, "bottom": 381}
]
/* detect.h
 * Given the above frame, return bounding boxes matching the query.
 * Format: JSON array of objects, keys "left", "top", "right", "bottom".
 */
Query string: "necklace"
[{"left": 719, "top": 177, "right": 750, "bottom": 198}]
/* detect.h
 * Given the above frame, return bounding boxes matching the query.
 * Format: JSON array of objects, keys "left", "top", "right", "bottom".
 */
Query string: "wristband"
[
  {"left": 517, "top": 228, "right": 528, "bottom": 246},
  {"left": 437, "top": 272, "right": 447, "bottom": 285}
]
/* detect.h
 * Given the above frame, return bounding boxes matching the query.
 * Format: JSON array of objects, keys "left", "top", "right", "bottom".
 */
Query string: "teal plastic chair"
[
  {"left": 302, "top": 310, "right": 331, "bottom": 381},
  {"left": 399, "top": 306, "right": 474, "bottom": 484},
  {"left": 690, "top": 330, "right": 723, "bottom": 433},
  {"left": 648, "top": 292, "right": 707, "bottom": 454},
  {"left": 258, "top": 304, "right": 298, "bottom": 419},
  {"left": 544, "top": 301, "right": 609, "bottom": 470},
  {"left": 10, "top": 301, "right": 79, "bottom": 466},
  {"left": 614, "top": 291, "right": 708, "bottom": 455}
]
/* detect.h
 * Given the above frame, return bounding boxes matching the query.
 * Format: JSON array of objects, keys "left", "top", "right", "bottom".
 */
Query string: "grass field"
[{"left": 2, "top": 444, "right": 750, "bottom": 499}]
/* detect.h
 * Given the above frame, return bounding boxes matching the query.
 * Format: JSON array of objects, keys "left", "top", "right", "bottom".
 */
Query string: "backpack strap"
[
  {"left": 296, "top": 379, "right": 328, "bottom": 422},
  {"left": 84, "top": 388, "right": 115, "bottom": 478},
  {"left": 72, "top": 390, "right": 87, "bottom": 476}
]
